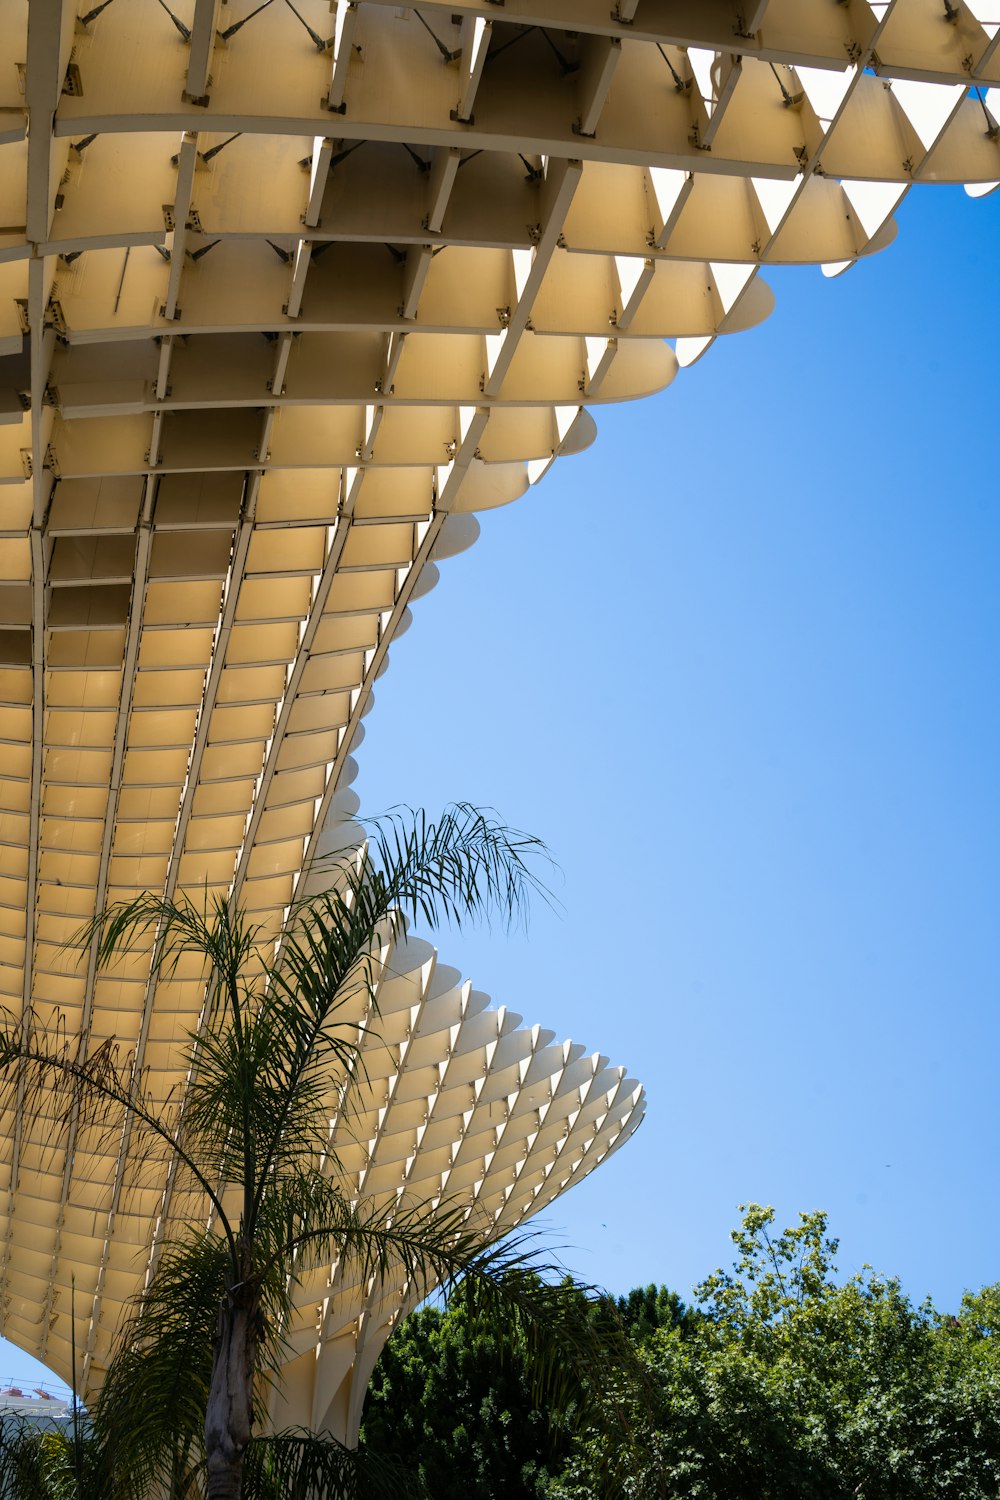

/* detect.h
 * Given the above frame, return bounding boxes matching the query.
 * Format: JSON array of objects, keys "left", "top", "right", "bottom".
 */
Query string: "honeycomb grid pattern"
[{"left": 0, "top": 0, "right": 995, "bottom": 1424}]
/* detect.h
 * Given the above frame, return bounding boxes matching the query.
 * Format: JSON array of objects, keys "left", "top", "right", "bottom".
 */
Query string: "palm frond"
[
  {"left": 256, "top": 1190, "right": 648, "bottom": 1463},
  {"left": 289, "top": 803, "right": 553, "bottom": 961},
  {"left": 243, "top": 805, "right": 553, "bottom": 1197},
  {"left": 242, "top": 1429, "right": 408, "bottom": 1500},
  {"left": 76, "top": 889, "right": 264, "bottom": 999},
  {"left": 0, "top": 1413, "right": 53, "bottom": 1500},
  {"left": 92, "top": 1233, "right": 228, "bottom": 1495},
  {"left": 0, "top": 1016, "right": 238, "bottom": 1260},
  {"left": 358, "top": 802, "right": 554, "bottom": 935}
]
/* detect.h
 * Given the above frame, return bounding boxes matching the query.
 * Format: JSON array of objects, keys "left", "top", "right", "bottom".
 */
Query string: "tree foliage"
[
  {"left": 363, "top": 1206, "right": 1000, "bottom": 1499},
  {"left": 362, "top": 1284, "right": 574, "bottom": 1499}
]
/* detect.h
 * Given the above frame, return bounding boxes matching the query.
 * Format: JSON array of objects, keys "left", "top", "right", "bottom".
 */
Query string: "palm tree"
[
  {"left": 0, "top": 807, "right": 633, "bottom": 1500},
  {"left": 0, "top": 1415, "right": 52, "bottom": 1500}
]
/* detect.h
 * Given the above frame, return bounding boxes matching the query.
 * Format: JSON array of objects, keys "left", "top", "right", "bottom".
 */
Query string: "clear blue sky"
[
  {"left": 352, "top": 183, "right": 1000, "bottom": 1310},
  {"left": 1, "top": 183, "right": 997, "bottom": 1392}
]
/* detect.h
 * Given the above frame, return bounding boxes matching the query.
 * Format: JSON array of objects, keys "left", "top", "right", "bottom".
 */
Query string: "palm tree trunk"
[{"left": 204, "top": 1287, "right": 258, "bottom": 1500}]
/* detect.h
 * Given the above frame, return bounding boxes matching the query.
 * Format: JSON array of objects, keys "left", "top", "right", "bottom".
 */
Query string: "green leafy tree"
[
  {"left": 376, "top": 1208, "right": 1000, "bottom": 1500},
  {"left": 0, "top": 807, "right": 636, "bottom": 1500},
  {"left": 361, "top": 1279, "right": 691, "bottom": 1497},
  {"left": 551, "top": 1207, "right": 1000, "bottom": 1499},
  {"left": 361, "top": 1283, "right": 577, "bottom": 1498}
]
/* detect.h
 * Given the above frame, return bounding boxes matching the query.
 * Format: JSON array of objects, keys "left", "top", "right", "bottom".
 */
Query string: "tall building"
[{"left": 0, "top": 0, "right": 995, "bottom": 1438}]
